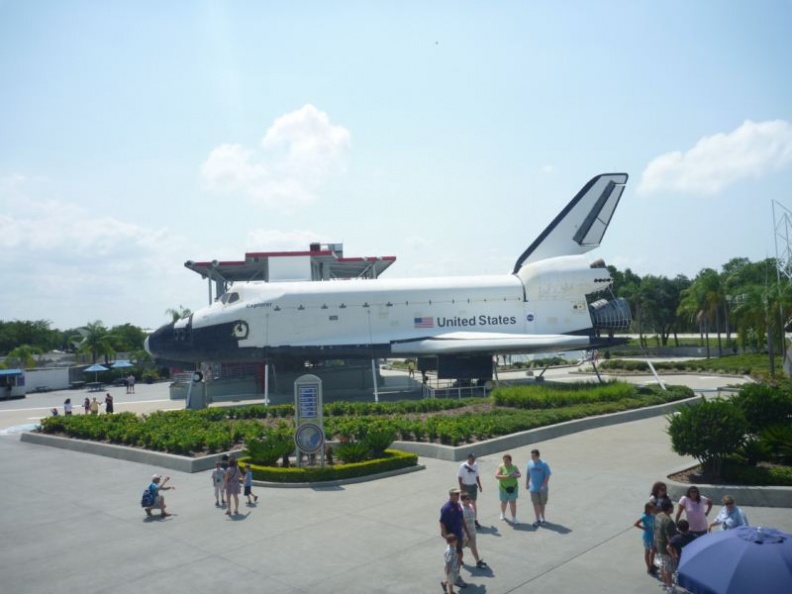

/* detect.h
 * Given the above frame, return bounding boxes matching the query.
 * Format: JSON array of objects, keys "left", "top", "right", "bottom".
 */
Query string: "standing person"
[
  {"left": 667, "top": 519, "right": 697, "bottom": 577},
  {"left": 83, "top": 397, "right": 90, "bottom": 414},
  {"left": 708, "top": 495, "right": 749, "bottom": 531},
  {"left": 649, "top": 481, "right": 672, "bottom": 510},
  {"left": 64, "top": 398, "right": 73, "bottom": 415},
  {"left": 142, "top": 474, "right": 175, "bottom": 518},
  {"left": 526, "top": 448, "right": 551, "bottom": 527},
  {"left": 243, "top": 464, "right": 258, "bottom": 505},
  {"left": 457, "top": 453, "right": 483, "bottom": 528},
  {"left": 441, "top": 534, "right": 460, "bottom": 594},
  {"left": 104, "top": 393, "right": 114, "bottom": 414},
  {"left": 439, "top": 487, "right": 470, "bottom": 588},
  {"left": 407, "top": 359, "right": 415, "bottom": 379},
  {"left": 653, "top": 499, "right": 677, "bottom": 591},
  {"left": 89, "top": 397, "right": 100, "bottom": 415},
  {"left": 633, "top": 502, "right": 657, "bottom": 575},
  {"left": 495, "top": 454, "right": 521, "bottom": 525},
  {"left": 460, "top": 492, "right": 487, "bottom": 568},
  {"left": 675, "top": 486, "right": 712, "bottom": 537},
  {"left": 211, "top": 461, "right": 226, "bottom": 507},
  {"left": 127, "top": 374, "right": 135, "bottom": 394},
  {"left": 224, "top": 458, "right": 242, "bottom": 516}
]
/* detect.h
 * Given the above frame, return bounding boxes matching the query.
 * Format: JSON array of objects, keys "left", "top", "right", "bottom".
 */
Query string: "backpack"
[{"left": 141, "top": 487, "right": 154, "bottom": 508}]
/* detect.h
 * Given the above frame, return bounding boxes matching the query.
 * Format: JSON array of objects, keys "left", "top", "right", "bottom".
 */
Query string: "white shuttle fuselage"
[{"left": 145, "top": 173, "right": 631, "bottom": 365}]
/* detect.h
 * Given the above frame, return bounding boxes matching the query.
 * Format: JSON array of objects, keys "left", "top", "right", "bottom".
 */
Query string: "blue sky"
[{"left": 2, "top": 1, "right": 791, "bottom": 331}]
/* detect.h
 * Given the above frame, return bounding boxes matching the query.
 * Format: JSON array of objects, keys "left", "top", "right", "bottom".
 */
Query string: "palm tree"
[
  {"left": 6, "top": 345, "right": 41, "bottom": 368},
  {"left": 165, "top": 306, "right": 192, "bottom": 323},
  {"left": 75, "top": 321, "right": 115, "bottom": 364}
]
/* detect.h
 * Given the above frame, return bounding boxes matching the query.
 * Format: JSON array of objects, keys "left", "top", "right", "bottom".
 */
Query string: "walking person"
[
  {"left": 224, "top": 458, "right": 242, "bottom": 515},
  {"left": 495, "top": 453, "right": 521, "bottom": 525},
  {"left": 211, "top": 461, "right": 226, "bottom": 507},
  {"left": 127, "top": 374, "right": 135, "bottom": 394},
  {"left": 460, "top": 492, "right": 487, "bottom": 569},
  {"left": 439, "top": 487, "right": 470, "bottom": 588},
  {"left": 526, "top": 448, "right": 551, "bottom": 527},
  {"left": 441, "top": 534, "right": 460, "bottom": 594},
  {"left": 457, "top": 453, "right": 483, "bottom": 528},
  {"left": 243, "top": 464, "right": 258, "bottom": 505},
  {"left": 104, "top": 392, "right": 114, "bottom": 414},
  {"left": 675, "top": 486, "right": 712, "bottom": 537}
]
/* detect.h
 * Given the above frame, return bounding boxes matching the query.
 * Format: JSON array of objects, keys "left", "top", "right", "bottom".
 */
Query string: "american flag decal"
[{"left": 414, "top": 316, "right": 434, "bottom": 328}]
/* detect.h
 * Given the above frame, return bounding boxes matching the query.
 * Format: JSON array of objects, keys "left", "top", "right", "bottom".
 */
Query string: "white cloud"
[
  {"left": 638, "top": 119, "right": 792, "bottom": 195},
  {"left": 0, "top": 189, "right": 196, "bottom": 329},
  {"left": 201, "top": 104, "right": 351, "bottom": 211}
]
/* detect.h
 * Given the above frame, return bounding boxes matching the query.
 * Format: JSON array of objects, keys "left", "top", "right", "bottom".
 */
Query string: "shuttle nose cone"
[{"left": 144, "top": 335, "right": 152, "bottom": 356}]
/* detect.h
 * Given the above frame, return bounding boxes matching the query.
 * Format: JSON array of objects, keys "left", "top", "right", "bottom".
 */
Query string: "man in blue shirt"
[
  {"left": 440, "top": 488, "right": 471, "bottom": 588},
  {"left": 526, "top": 449, "right": 551, "bottom": 527}
]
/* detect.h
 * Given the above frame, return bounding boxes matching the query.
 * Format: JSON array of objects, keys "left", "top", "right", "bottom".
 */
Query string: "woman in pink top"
[{"left": 675, "top": 485, "right": 712, "bottom": 536}]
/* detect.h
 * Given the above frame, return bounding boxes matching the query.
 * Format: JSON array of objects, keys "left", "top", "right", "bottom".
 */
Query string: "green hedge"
[
  {"left": 40, "top": 383, "right": 694, "bottom": 454},
  {"left": 239, "top": 449, "right": 418, "bottom": 483},
  {"left": 721, "top": 459, "right": 792, "bottom": 486}
]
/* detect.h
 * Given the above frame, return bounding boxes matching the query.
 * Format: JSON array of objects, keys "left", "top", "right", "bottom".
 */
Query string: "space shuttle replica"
[{"left": 145, "top": 173, "right": 632, "bottom": 377}]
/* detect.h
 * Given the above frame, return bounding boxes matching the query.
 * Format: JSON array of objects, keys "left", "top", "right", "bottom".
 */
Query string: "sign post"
[{"left": 294, "top": 374, "right": 324, "bottom": 469}]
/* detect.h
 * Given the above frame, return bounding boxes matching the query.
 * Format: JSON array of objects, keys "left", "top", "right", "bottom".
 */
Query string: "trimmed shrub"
[{"left": 667, "top": 399, "right": 748, "bottom": 476}]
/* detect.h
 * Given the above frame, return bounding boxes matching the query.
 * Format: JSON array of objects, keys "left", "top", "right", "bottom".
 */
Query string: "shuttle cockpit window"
[{"left": 219, "top": 291, "right": 241, "bottom": 305}]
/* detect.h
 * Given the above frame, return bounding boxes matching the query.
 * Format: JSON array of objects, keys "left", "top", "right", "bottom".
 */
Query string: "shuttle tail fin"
[{"left": 512, "top": 173, "right": 628, "bottom": 273}]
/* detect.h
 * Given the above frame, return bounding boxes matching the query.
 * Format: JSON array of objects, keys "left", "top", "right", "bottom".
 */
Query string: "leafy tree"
[
  {"left": 667, "top": 399, "right": 748, "bottom": 476},
  {"left": 108, "top": 323, "right": 147, "bottom": 352},
  {"left": 638, "top": 275, "right": 690, "bottom": 346},
  {"left": 0, "top": 320, "right": 60, "bottom": 355}
]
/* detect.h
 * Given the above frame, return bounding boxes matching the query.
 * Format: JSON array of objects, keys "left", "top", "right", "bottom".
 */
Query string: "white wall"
[{"left": 25, "top": 367, "right": 71, "bottom": 391}]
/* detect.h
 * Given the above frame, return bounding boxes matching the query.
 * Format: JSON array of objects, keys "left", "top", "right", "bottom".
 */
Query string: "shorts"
[
  {"left": 656, "top": 553, "right": 674, "bottom": 573},
  {"left": 642, "top": 539, "right": 654, "bottom": 551},
  {"left": 530, "top": 490, "right": 548, "bottom": 505},
  {"left": 462, "top": 484, "right": 478, "bottom": 501},
  {"left": 464, "top": 532, "right": 477, "bottom": 549},
  {"left": 244, "top": 485, "right": 252, "bottom": 496},
  {"left": 499, "top": 487, "right": 518, "bottom": 502}
]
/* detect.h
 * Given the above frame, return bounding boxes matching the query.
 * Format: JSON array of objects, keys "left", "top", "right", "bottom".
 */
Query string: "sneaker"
[
  {"left": 476, "top": 559, "right": 488, "bottom": 568},
  {"left": 512, "top": 517, "right": 518, "bottom": 525},
  {"left": 474, "top": 520, "right": 481, "bottom": 528},
  {"left": 454, "top": 578, "right": 468, "bottom": 588},
  {"left": 254, "top": 495, "right": 259, "bottom": 502},
  {"left": 499, "top": 513, "right": 505, "bottom": 521},
  {"left": 532, "top": 520, "right": 541, "bottom": 527}
]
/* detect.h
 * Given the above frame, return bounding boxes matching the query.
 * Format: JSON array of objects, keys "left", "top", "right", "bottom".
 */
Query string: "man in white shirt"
[{"left": 457, "top": 453, "right": 483, "bottom": 528}]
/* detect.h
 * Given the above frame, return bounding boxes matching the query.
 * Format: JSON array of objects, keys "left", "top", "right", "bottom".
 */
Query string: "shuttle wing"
[
  {"left": 391, "top": 332, "right": 591, "bottom": 355},
  {"left": 512, "top": 173, "right": 628, "bottom": 272}
]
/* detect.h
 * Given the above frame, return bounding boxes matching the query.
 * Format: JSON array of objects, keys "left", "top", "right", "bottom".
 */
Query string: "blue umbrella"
[
  {"left": 677, "top": 526, "right": 792, "bottom": 594},
  {"left": 83, "top": 363, "right": 109, "bottom": 382},
  {"left": 111, "top": 360, "right": 133, "bottom": 369}
]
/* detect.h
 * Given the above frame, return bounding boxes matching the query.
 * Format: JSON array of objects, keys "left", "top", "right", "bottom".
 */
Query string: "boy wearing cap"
[{"left": 458, "top": 453, "right": 483, "bottom": 528}]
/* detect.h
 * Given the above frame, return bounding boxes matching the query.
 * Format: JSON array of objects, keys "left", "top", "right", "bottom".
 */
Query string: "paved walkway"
[{"left": 2, "top": 408, "right": 790, "bottom": 594}]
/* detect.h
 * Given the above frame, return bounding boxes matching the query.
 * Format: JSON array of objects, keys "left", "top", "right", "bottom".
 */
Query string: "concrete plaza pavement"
[{"left": 2, "top": 389, "right": 791, "bottom": 594}]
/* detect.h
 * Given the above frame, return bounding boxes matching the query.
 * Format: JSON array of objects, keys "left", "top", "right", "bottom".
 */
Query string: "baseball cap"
[
  {"left": 449, "top": 487, "right": 461, "bottom": 495},
  {"left": 467, "top": 453, "right": 476, "bottom": 459}
]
